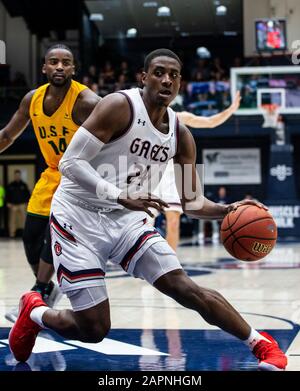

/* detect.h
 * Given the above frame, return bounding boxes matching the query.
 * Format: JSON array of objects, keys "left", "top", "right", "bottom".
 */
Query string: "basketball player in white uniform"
[
  {"left": 153, "top": 92, "right": 241, "bottom": 250},
  {"left": 9, "top": 49, "right": 287, "bottom": 370}
]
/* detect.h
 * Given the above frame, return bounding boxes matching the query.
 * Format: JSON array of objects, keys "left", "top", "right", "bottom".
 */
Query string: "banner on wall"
[{"left": 202, "top": 148, "right": 261, "bottom": 184}]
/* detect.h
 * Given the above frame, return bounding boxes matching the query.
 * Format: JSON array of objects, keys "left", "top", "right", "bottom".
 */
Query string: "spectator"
[
  {"left": 191, "top": 59, "right": 210, "bottom": 81},
  {"left": 117, "top": 60, "right": 132, "bottom": 81},
  {"left": 6, "top": 170, "right": 30, "bottom": 238},
  {"left": 90, "top": 82, "right": 100, "bottom": 95},
  {"left": 97, "top": 75, "right": 112, "bottom": 97},
  {"left": 210, "top": 57, "right": 227, "bottom": 79},
  {"left": 81, "top": 75, "right": 92, "bottom": 89},
  {"left": 232, "top": 56, "right": 243, "bottom": 67},
  {"left": 101, "top": 61, "right": 116, "bottom": 84},
  {"left": 87, "top": 65, "right": 98, "bottom": 84},
  {"left": 114, "top": 74, "right": 128, "bottom": 91}
]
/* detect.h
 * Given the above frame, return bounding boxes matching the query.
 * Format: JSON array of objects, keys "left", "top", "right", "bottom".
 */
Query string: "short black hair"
[
  {"left": 144, "top": 48, "right": 182, "bottom": 71},
  {"left": 14, "top": 169, "right": 21, "bottom": 174},
  {"left": 45, "top": 44, "right": 73, "bottom": 61}
]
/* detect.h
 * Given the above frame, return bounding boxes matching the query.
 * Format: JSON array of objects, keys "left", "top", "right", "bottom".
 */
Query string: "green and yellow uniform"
[{"left": 27, "top": 80, "right": 87, "bottom": 217}]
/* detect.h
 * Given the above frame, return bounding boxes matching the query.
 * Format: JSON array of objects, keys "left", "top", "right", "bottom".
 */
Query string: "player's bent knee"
[
  {"left": 80, "top": 320, "right": 111, "bottom": 343},
  {"left": 154, "top": 269, "right": 189, "bottom": 296},
  {"left": 69, "top": 289, "right": 111, "bottom": 343}
]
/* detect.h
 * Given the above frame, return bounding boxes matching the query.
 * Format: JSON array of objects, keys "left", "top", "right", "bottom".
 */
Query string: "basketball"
[{"left": 221, "top": 205, "right": 277, "bottom": 262}]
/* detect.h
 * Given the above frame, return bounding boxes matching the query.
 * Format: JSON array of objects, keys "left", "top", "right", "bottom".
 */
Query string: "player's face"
[
  {"left": 142, "top": 56, "right": 181, "bottom": 107},
  {"left": 43, "top": 49, "right": 75, "bottom": 87}
]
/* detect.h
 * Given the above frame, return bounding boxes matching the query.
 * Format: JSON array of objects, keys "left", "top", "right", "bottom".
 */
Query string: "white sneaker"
[
  {"left": 5, "top": 283, "right": 62, "bottom": 324},
  {"left": 5, "top": 307, "right": 19, "bottom": 324},
  {"left": 44, "top": 282, "right": 62, "bottom": 308}
]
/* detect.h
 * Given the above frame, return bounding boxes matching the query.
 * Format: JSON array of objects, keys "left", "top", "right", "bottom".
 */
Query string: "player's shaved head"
[
  {"left": 144, "top": 48, "right": 182, "bottom": 71},
  {"left": 45, "top": 44, "right": 74, "bottom": 61}
]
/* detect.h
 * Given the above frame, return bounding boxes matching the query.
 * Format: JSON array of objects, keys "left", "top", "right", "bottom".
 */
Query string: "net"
[{"left": 261, "top": 104, "right": 280, "bottom": 128}]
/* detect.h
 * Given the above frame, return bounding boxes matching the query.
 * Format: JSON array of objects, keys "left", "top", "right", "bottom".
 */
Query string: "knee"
[
  {"left": 80, "top": 319, "right": 111, "bottom": 343},
  {"left": 156, "top": 271, "right": 193, "bottom": 300}
]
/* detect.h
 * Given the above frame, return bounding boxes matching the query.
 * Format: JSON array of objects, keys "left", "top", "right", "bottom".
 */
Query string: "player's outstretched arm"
[
  {"left": 177, "top": 91, "right": 241, "bottom": 129},
  {"left": 0, "top": 90, "right": 35, "bottom": 153}
]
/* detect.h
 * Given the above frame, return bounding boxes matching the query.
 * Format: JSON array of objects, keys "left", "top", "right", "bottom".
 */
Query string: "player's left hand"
[
  {"left": 227, "top": 199, "right": 268, "bottom": 213},
  {"left": 229, "top": 91, "right": 241, "bottom": 113}
]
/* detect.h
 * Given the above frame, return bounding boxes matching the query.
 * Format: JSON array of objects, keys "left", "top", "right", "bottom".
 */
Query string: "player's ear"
[{"left": 141, "top": 71, "right": 147, "bottom": 86}]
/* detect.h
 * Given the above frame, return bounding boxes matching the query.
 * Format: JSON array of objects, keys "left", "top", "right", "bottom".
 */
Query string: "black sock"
[{"left": 31, "top": 280, "right": 54, "bottom": 298}]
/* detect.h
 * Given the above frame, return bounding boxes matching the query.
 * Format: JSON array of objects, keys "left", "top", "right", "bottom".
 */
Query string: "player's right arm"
[
  {"left": 174, "top": 124, "right": 265, "bottom": 218},
  {"left": 59, "top": 93, "right": 167, "bottom": 215},
  {"left": 0, "top": 90, "right": 35, "bottom": 153},
  {"left": 177, "top": 91, "right": 241, "bottom": 129}
]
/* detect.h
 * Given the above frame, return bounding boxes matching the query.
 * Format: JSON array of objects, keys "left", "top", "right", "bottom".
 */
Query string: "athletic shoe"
[
  {"left": 5, "top": 282, "right": 62, "bottom": 324},
  {"left": 253, "top": 331, "right": 287, "bottom": 371},
  {"left": 9, "top": 292, "right": 46, "bottom": 362},
  {"left": 44, "top": 282, "right": 63, "bottom": 308},
  {"left": 5, "top": 307, "right": 19, "bottom": 324}
]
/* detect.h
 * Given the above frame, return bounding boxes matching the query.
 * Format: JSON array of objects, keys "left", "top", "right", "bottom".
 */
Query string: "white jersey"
[
  {"left": 57, "top": 88, "right": 178, "bottom": 210},
  {"left": 153, "top": 159, "right": 181, "bottom": 206}
]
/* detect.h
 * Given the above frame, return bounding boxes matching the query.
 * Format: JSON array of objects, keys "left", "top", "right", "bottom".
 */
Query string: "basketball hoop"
[{"left": 261, "top": 104, "right": 280, "bottom": 128}]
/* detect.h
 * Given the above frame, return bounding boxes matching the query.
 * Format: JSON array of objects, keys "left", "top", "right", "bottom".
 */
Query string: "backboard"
[{"left": 231, "top": 66, "right": 300, "bottom": 115}]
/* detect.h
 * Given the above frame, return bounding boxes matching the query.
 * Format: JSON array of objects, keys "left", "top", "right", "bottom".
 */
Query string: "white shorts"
[
  {"left": 50, "top": 192, "right": 167, "bottom": 293},
  {"left": 65, "top": 241, "right": 182, "bottom": 311},
  {"left": 153, "top": 159, "right": 183, "bottom": 214}
]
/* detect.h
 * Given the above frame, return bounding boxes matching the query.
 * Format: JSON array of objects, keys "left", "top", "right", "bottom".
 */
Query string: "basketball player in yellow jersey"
[{"left": 0, "top": 44, "right": 100, "bottom": 322}]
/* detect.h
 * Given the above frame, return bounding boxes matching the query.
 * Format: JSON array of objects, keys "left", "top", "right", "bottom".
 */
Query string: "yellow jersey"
[{"left": 27, "top": 80, "right": 87, "bottom": 217}]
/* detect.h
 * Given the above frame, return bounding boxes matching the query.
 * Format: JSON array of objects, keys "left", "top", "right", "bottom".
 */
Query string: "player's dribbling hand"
[
  {"left": 227, "top": 199, "right": 268, "bottom": 213},
  {"left": 117, "top": 192, "right": 169, "bottom": 217}
]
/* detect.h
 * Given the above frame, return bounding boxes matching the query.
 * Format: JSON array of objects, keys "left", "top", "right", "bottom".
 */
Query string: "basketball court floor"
[{"left": 0, "top": 237, "right": 299, "bottom": 372}]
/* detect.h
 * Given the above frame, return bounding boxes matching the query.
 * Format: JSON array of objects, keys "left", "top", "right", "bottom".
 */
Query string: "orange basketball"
[{"left": 220, "top": 205, "right": 277, "bottom": 262}]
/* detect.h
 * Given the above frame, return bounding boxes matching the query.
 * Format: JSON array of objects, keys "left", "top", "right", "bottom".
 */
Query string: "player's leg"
[
  {"left": 9, "top": 287, "right": 111, "bottom": 362},
  {"left": 165, "top": 210, "right": 181, "bottom": 251},
  {"left": 157, "top": 269, "right": 251, "bottom": 339},
  {"left": 35, "top": 223, "right": 62, "bottom": 307},
  {"left": 23, "top": 215, "right": 57, "bottom": 299},
  {"left": 8, "top": 204, "right": 17, "bottom": 238},
  {"left": 133, "top": 241, "right": 287, "bottom": 370},
  {"left": 19, "top": 203, "right": 27, "bottom": 232},
  {"left": 42, "top": 287, "right": 110, "bottom": 341},
  {"left": 198, "top": 219, "right": 205, "bottom": 244},
  {"left": 22, "top": 214, "right": 48, "bottom": 275},
  {"left": 211, "top": 220, "right": 220, "bottom": 243},
  {"left": 133, "top": 241, "right": 249, "bottom": 338},
  {"left": 5, "top": 215, "right": 55, "bottom": 323},
  {"left": 9, "top": 198, "right": 111, "bottom": 361}
]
